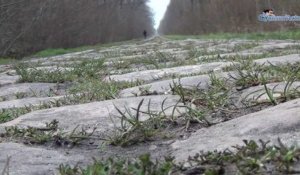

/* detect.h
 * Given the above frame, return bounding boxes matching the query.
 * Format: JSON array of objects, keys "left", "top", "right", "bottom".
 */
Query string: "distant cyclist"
[{"left": 143, "top": 30, "right": 147, "bottom": 39}]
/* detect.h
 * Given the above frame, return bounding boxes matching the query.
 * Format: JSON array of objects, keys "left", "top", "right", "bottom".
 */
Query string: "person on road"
[{"left": 143, "top": 30, "right": 147, "bottom": 39}]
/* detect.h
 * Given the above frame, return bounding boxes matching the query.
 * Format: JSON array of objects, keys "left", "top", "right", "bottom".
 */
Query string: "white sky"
[{"left": 147, "top": 0, "right": 170, "bottom": 29}]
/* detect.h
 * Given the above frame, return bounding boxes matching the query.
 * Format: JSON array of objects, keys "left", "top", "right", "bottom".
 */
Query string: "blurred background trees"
[
  {"left": 2, "top": 0, "right": 300, "bottom": 58},
  {"left": 159, "top": 0, "right": 300, "bottom": 35},
  {"left": 0, "top": 0, "right": 154, "bottom": 57}
]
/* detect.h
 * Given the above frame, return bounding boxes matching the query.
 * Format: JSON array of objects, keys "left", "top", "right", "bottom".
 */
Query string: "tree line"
[
  {"left": 0, "top": 0, "right": 154, "bottom": 57},
  {"left": 159, "top": 0, "right": 300, "bottom": 35}
]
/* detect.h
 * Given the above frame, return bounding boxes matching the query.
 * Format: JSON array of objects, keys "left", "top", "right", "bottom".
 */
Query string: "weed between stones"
[
  {"left": 0, "top": 108, "right": 32, "bottom": 123},
  {"left": 1, "top": 120, "right": 95, "bottom": 147},
  {"left": 15, "top": 59, "right": 106, "bottom": 83},
  {"left": 58, "top": 139, "right": 300, "bottom": 175},
  {"left": 229, "top": 61, "right": 300, "bottom": 105},
  {"left": 228, "top": 61, "right": 300, "bottom": 89},
  {"left": 107, "top": 99, "right": 179, "bottom": 147}
]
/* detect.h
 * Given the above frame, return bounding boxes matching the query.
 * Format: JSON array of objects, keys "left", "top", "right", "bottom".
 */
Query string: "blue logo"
[{"left": 258, "top": 14, "right": 300, "bottom": 22}]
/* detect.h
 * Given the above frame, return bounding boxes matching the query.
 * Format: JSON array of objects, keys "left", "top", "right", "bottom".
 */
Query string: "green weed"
[
  {"left": 232, "top": 42, "right": 259, "bottom": 52},
  {"left": 179, "top": 73, "right": 229, "bottom": 111},
  {"left": 71, "top": 59, "right": 105, "bottom": 79},
  {"left": 228, "top": 60, "right": 266, "bottom": 89},
  {"left": 0, "top": 108, "right": 30, "bottom": 124},
  {"left": 243, "top": 77, "right": 300, "bottom": 106},
  {"left": 15, "top": 63, "right": 75, "bottom": 83},
  {"left": 187, "top": 139, "right": 300, "bottom": 174},
  {"left": 107, "top": 98, "right": 184, "bottom": 146},
  {"left": 68, "top": 79, "right": 139, "bottom": 103},
  {"left": 58, "top": 139, "right": 300, "bottom": 174},
  {"left": 169, "top": 76, "right": 230, "bottom": 128},
  {"left": 3, "top": 120, "right": 94, "bottom": 146},
  {"left": 261, "top": 75, "right": 278, "bottom": 105},
  {"left": 15, "top": 59, "right": 105, "bottom": 83},
  {"left": 108, "top": 99, "right": 162, "bottom": 146},
  {"left": 59, "top": 154, "right": 175, "bottom": 175},
  {"left": 168, "top": 72, "right": 236, "bottom": 129}
]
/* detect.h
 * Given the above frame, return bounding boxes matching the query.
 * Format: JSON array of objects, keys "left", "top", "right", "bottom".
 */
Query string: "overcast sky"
[{"left": 147, "top": 0, "right": 170, "bottom": 29}]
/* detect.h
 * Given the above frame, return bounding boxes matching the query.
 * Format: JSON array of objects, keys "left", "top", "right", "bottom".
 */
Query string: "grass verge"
[
  {"left": 31, "top": 39, "right": 140, "bottom": 58},
  {"left": 165, "top": 29, "right": 300, "bottom": 40},
  {"left": 0, "top": 57, "right": 16, "bottom": 65}
]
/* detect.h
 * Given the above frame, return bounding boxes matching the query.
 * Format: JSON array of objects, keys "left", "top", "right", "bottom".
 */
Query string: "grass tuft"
[
  {"left": 59, "top": 154, "right": 175, "bottom": 175},
  {"left": 2, "top": 120, "right": 95, "bottom": 147},
  {"left": 108, "top": 99, "right": 163, "bottom": 147}
]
